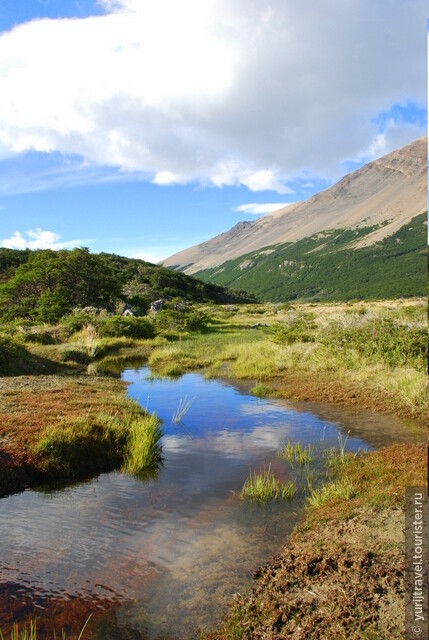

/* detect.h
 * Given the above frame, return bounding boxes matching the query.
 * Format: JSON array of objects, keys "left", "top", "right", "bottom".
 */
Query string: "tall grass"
[
  {"left": 122, "top": 412, "right": 163, "bottom": 476},
  {"left": 172, "top": 396, "right": 194, "bottom": 424},
  {"left": 278, "top": 441, "right": 314, "bottom": 467},
  {"left": 240, "top": 466, "right": 297, "bottom": 503},
  {"left": 0, "top": 615, "right": 91, "bottom": 640},
  {"left": 34, "top": 408, "right": 163, "bottom": 481},
  {"left": 146, "top": 301, "right": 427, "bottom": 423}
]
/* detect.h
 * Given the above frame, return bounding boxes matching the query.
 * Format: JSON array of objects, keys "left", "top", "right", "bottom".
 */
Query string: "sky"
[{"left": 0, "top": 1, "right": 427, "bottom": 263}]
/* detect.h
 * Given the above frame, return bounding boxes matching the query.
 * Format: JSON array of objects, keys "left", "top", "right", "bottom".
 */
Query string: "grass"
[
  {"left": 249, "top": 383, "right": 278, "bottom": 398},
  {"left": 307, "top": 479, "right": 358, "bottom": 507},
  {"left": 0, "top": 615, "right": 91, "bottom": 640},
  {"left": 239, "top": 466, "right": 297, "bottom": 503},
  {"left": 278, "top": 440, "right": 314, "bottom": 467},
  {"left": 146, "top": 299, "right": 427, "bottom": 424},
  {"left": 0, "top": 298, "right": 426, "bottom": 497},
  {"left": 304, "top": 442, "right": 427, "bottom": 527},
  {"left": 172, "top": 396, "right": 194, "bottom": 424},
  {"left": 0, "top": 374, "right": 164, "bottom": 494},
  {"left": 122, "top": 411, "right": 163, "bottom": 477},
  {"left": 33, "top": 407, "right": 164, "bottom": 481}
]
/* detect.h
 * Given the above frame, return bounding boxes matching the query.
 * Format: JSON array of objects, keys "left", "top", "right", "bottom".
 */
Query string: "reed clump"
[
  {"left": 240, "top": 466, "right": 297, "bottom": 503},
  {"left": 122, "top": 411, "right": 163, "bottom": 476},
  {"left": 278, "top": 441, "right": 314, "bottom": 467}
]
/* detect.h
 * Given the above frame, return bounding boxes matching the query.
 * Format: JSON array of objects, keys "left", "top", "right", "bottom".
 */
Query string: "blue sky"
[{"left": 0, "top": 1, "right": 427, "bottom": 262}]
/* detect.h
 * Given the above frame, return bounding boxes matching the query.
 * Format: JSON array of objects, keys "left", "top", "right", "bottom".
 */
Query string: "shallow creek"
[{"left": 0, "top": 367, "right": 423, "bottom": 638}]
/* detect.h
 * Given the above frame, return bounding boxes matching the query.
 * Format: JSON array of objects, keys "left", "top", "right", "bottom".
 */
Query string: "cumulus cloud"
[
  {"left": 2, "top": 229, "right": 89, "bottom": 250},
  {"left": 0, "top": 0, "right": 426, "bottom": 192},
  {"left": 234, "top": 203, "right": 293, "bottom": 215}
]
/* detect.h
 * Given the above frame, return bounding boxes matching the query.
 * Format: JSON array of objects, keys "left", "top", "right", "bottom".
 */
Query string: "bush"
[
  {"left": 270, "top": 320, "right": 315, "bottom": 345},
  {"left": 98, "top": 315, "right": 156, "bottom": 339},
  {"left": 320, "top": 318, "right": 427, "bottom": 370},
  {"left": 154, "top": 308, "right": 211, "bottom": 332},
  {"left": 0, "top": 334, "right": 28, "bottom": 374},
  {"left": 59, "top": 311, "right": 99, "bottom": 339}
]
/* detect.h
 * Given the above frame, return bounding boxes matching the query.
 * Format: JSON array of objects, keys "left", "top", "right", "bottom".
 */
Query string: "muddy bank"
[
  {"left": 267, "top": 370, "right": 427, "bottom": 427},
  {"left": 206, "top": 508, "right": 405, "bottom": 639}
]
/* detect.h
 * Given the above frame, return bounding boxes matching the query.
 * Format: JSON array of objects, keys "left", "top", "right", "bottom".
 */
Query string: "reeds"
[
  {"left": 338, "top": 430, "right": 350, "bottom": 457},
  {"left": 172, "top": 396, "right": 194, "bottom": 424},
  {"left": 278, "top": 441, "right": 314, "bottom": 467},
  {"left": 240, "top": 465, "right": 297, "bottom": 503},
  {"left": 0, "top": 615, "right": 91, "bottom": 640},
  {"left": 122, "top": 412, "right": 163, "bottom": 476}
]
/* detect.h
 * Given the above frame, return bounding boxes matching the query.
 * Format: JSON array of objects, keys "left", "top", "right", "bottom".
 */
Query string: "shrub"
[
  {"left": 270, "top": 321, "right": 314, "bottom": 345},
  {"left": 98, "top": 315, "right": 156, "bottom": 339},
  {"left": 154, "top": 308, "right": 211, "bottom": 332},
  {"left": 59, "top": 311, "right": 99, "bottom": 339},
  {"left": 320, "top": 317, "right": 427, "bottom": 370}
]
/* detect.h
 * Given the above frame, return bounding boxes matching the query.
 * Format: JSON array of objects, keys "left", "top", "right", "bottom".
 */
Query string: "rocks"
[{"left": 150, "top": 299, "right": 164, "bottom": 313}]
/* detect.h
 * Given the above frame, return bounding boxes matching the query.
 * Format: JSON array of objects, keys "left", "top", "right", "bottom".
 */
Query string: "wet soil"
[{"left": 206, "top": 507, "right": 406, "bottom": 639}]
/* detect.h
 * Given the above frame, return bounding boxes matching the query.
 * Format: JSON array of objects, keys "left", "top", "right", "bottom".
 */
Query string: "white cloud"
[
  {"left": 129, "top": 250, "right": 167, "bottom": 264},
  {"left": 2, "top": 229, "right": 89, "bottom": 250},
  {"left": 3, "top": 231, "right": 27, "bottom": 250},
  {"left": 0, "top": 0, "right": 426, "bottom": 192},
  {"left": 152, "top": 171, "right": 179, "bottom": 186},
  {"left": 234, "top": 203, "right": 293, "bottom": 215}
]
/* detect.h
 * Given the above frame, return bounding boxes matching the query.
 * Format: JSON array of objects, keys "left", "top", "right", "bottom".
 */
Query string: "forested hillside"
[
  {"left": 0, "top": 248, "right": 252, "bottom": 322},
  {"left": 194, "top": 213, "right": 427, "bottom": 301}
]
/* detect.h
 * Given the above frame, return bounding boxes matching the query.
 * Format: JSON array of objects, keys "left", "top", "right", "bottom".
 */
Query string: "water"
[{"left": 0, "top": 368, "right": 423, "bottom": 638}]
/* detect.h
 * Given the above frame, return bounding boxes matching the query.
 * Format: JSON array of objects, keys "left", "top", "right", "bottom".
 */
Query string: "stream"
[{"left": 0, "top": 367, "right": 423, "bottom": 638}]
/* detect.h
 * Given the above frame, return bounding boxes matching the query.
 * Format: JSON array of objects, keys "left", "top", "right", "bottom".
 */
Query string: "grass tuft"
[
  {"left": 0, "top": 615, "right": 92, "bottom": 640},
  {"left": 307, "top": 479, "right": 358, "bottom": 508},
  {"left": 240, "top": 465, "right": 297, "bottom": 503},
  {"left": 278, "top": 440, "right": 314, "bottom": 467},
  {"left": 33, "top": 408, "right": 163, "bottom": 481},
  {"left": 122, "top": 411, "right": 163, "bottom": 477}
]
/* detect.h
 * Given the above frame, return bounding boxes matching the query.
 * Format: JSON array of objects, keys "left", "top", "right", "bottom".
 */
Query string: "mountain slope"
[
  {"left": 194, "top": 213, "right": 427, "bottom": 301},
  {"left": 163, "top": 136, "right": 427, "bottom": 275}
]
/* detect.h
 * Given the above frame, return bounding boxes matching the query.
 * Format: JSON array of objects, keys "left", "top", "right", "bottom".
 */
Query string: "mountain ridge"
[{"left": 162, "top": 136, "right": 427, "bottom": 275}]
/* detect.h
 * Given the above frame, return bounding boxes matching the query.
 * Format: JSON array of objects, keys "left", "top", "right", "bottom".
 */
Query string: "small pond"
[{"left": 0, "top": 367, "right": 423, "bottom": 638}]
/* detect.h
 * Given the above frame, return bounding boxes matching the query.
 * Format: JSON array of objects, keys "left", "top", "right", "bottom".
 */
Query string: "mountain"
[
  {"left": 163, "top": 137, "right": 427, "bottom": 277},
  {"left": 194, "top": 213, "right": 427, "bottom": 301}
]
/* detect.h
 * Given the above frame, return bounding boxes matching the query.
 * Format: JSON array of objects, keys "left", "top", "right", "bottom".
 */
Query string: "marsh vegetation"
[{"left": 0, "top": 292, "right": 426, "bottom": 639}]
